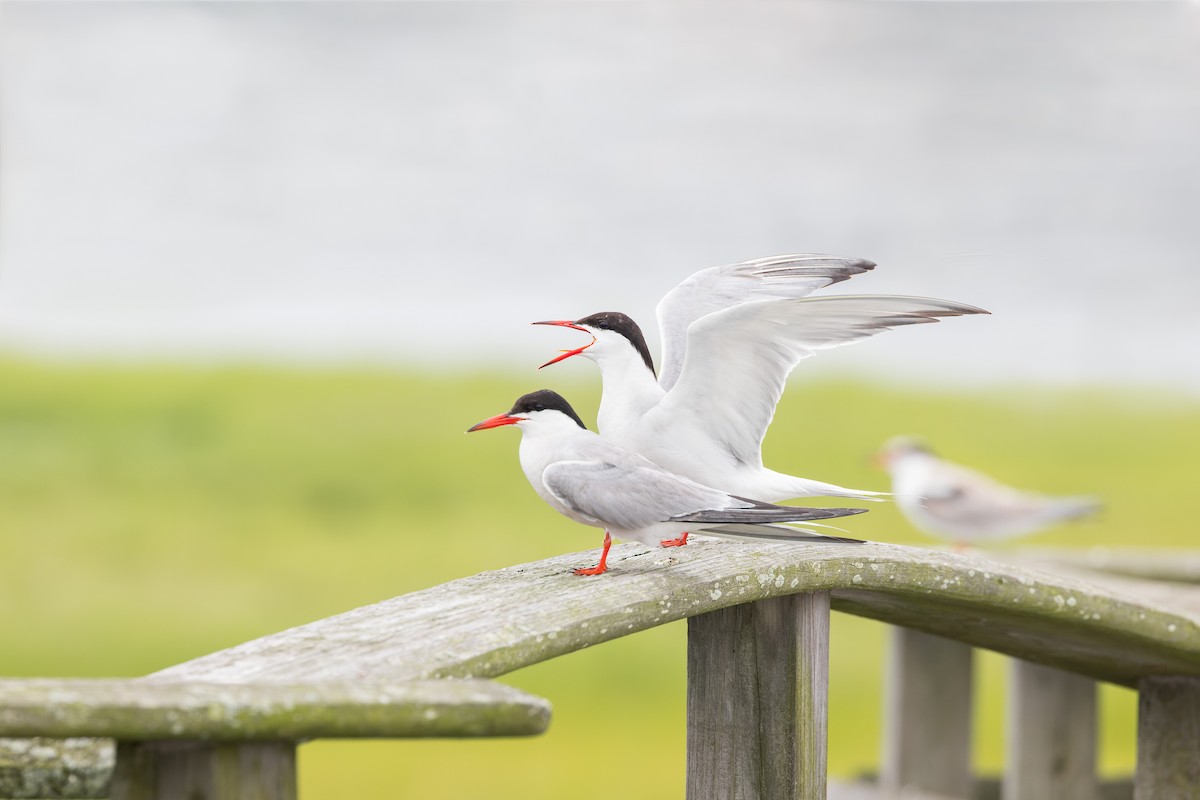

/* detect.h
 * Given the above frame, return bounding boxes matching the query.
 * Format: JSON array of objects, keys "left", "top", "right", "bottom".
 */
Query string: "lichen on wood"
[
  {"left": 149, "top": 540, "right": 1200, "bottom": 688},
  {"left": 0, "top": 737, "right": 112, "bottom": 799},
  {"left": 0, "top": 680, "right": 549, "bottom": 741}
]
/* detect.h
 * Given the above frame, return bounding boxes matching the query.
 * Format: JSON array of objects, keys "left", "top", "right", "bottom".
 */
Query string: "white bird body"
[
  {"left": 879, "top": 437, "right": 1100, "bottom": 544},
  {"left": 537, "top": 254, "right": 989, "bottom": 503},
  {"left": 582, "top": 315, "right": 878, "bottom": 501},
  {"left": 469, "top": 390, "right": 867, "bottom": 574}
]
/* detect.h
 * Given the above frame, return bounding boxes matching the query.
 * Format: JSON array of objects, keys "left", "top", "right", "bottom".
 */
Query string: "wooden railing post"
[
  {"left": 111, "top": 740, "right": 296, "bottom": 800},
  {"left": 881, "top": 627, "right": 974, "bottom": 798},
  {"left": 1003, "top": 659, "right": 1097, "bottom": 800},
  {"left": 1135, "top": 676, "right": 1200, "bottom": 799},
  {"left": 686, "top": 591, "right": 830, "bottom": 800}
]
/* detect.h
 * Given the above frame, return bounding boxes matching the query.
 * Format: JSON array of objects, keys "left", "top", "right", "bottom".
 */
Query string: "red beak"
[
  {"left": 467, "top": 413, "right": 520, "bottom": 433},
  {"left": 531, "top": 320, "right": 596, "bottom": 369}
]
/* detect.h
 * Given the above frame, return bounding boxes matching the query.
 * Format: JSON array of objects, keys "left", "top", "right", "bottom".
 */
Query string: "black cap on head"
[
  {"left": 509, "top": 390, "right": 588, "bottom": 430},
  {"left": 575, "top": 312, "right": 656, "bottom": 376}
]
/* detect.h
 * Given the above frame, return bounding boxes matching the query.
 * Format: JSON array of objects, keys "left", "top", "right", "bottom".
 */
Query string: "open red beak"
[
  {"left": 531, "top": 320, "right": 596, "bottom": 369},
  {"left": 467, "top": 413, "right": 520, "bottom": 433}
]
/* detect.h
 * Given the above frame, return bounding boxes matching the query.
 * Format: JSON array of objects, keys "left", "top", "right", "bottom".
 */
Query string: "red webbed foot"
[{"left": 659, "top": 531, "right": 690, "bottom": 548}]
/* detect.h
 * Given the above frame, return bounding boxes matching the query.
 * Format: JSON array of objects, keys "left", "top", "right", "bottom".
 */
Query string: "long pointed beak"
[
  {"left": 531, "top": 320, "right": 589, "bottom": 332},
  {"left": 532, "top": 320, "right": 596, "bottom": 369},
  {"left": 467, "top": 413, "right": 520, "bottom": 433}
]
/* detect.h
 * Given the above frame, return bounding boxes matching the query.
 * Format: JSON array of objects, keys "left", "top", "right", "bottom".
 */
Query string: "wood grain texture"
[
  {"left": 686, "top": 592, "right": 829, "bottom": 800},
  {"left": 148, "top": 541, "right": 1200, "bottom": 689},
  {"left": 881, "top": 628, "right": 973, "bottom": 798},
  {"left": 0, "top": 680, "right": 550, "bottom": 740},
  {"left": 111, "top": 741, "right": 295, "bottom": 800},
  {"left": 1135, "top": 675, "right": 1200, "bottom": 799},
  {"left": 1003, "top": 660, "right": 1097, "bottom": 800}
]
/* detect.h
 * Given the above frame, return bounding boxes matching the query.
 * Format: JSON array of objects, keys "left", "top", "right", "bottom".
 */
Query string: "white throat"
[{"left": 588, "top": 345, "right": 664, "bottom": 443}]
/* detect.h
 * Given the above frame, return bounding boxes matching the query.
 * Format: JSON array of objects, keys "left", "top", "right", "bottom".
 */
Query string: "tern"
[
  {"left": 876, "top": 436, "right": 1101, "bottom": 547},
  {"left": 468, "top": 390, "right": 866, "bottom": 575},
  {"left": 534, "top": 254, "right": 989, "bottom": 509}
]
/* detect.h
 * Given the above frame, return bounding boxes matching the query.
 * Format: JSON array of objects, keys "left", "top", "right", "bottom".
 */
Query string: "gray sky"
[{"left": 1, "top": 2, "right": 1198, "bottom": 391}]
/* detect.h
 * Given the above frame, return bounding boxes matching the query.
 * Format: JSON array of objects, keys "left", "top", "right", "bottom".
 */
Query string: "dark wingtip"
[{"left": 820, "top": 534, "right": 868, "bottom": 544}]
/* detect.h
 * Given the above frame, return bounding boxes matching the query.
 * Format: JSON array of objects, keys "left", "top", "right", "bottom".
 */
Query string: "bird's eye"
[
  {"left": 598, "top": 321, "right": 610, "bottom": 330},
  {"left": 534, "top": 404, "right": 545, "bottom": 411}
]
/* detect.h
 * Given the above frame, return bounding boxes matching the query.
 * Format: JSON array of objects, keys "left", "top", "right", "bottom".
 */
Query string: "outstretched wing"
[
  {"left": 659, "top": 295, "right": 989, "bottom": 468},
  {"left": 655, "top": 254, "right": 875, "bottom": 391}
]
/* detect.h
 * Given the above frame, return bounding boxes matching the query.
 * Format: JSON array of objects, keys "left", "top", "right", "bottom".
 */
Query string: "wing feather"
[
  {"left": 918, "top": 461, "right": 1098, "bottom": 532},
  {"left": 659, "top": 295, "right": 988, "bottom": 467},
  {"left": 542, "top": 460, "right": 736, "bottom": 531},
  {"left": 655, "top": 254, "right": 875, "bottom": 391}
]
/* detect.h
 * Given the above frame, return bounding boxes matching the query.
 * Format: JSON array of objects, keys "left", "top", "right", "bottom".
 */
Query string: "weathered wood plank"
[
  {"left": 1000, "top": 554, "right": 1200, "bottom": 617},
  {"left": 1135, "top": 675, "right": 1200, "bottom": 799},
  {"left": 881, "top": 628, "right": 973, "bottom": 798},
  {"left": 1003, "top": 660, "right": 1096, "bottom": 800},
  {"left": 686, "top": 592, "right": 829, "bottom": 800},
  {"left": 0, "top": 737, "right": 112, "bottom": 799},
  {"left": 829, "top": 776, "right": 1133, "bottom": 800},
  {"left": 149, "top": 541, "right": 1200, "bottom": 689},
  {"left": 0, "top": 680, "right": 550, "bottom": 740},
  {"left": 111, "top": 740, "right": 295, "bottom": 800},
  {"left": 1018, "top": 548, "right": 1200, "bottom": 585}
]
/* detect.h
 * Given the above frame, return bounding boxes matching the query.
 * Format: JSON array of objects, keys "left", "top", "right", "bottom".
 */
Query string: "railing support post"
[
  {"left": 1003, "top": 659, "right": 1097, "bottom": 800},
  {"left": 881, "top": 627, "right": 973, "bottom": 798},
  {"left": 111, "top": 740, "right": 297, "bottom": 800},
  {"left": 686, "top": 591, "right": 830, "bottom": 800},
  {"left": 1136, "top": 676, "right": 1200, "bottom": 799}
]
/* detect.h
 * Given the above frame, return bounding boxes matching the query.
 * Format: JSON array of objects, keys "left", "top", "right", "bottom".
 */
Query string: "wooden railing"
[{"left": 3, "top": 540, "right": 1200, "bottom": 799}]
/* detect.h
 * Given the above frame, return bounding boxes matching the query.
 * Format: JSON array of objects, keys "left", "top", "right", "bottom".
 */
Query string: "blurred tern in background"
[
  {"left": 467, "top": 390, "right": 866, "bottom": 575},
  {"left": 875, "top": 436, "right": 1101, "bottom": 549},
  {"left": 535, "top": 254, "right": 988, "bottom": 508}
]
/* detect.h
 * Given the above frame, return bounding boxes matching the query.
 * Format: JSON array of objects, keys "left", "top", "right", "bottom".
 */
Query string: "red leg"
[
  {"left": 574, "top": 531, "right": 612, "bottom": 576},
  {"left": 659, "top": 531, "right": 690, "bottom": 548}
]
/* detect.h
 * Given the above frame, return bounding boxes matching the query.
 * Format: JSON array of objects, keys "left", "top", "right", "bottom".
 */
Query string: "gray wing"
[
  {"left": 918, "top": 460, "right": 1098, "bottom": 531},
  {"left": 655, "top": 254, "right": 875, "bottom": 391},
  {"left": 700, "top": 523, "right": 865, "bottom": 544},
  {"left": 542, "top": 460, "right": 739, "bottom": 531},
  {"left": 659, "top": 295, "right": 988, "bottom": 468},
  {"left": 542, "top": 460, "right": 869, "bottom": 531}
]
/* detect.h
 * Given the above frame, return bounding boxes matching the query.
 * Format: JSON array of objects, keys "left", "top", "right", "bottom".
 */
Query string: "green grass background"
[{"left": 1, "top": 356, "right": 1196, "bottom": 797}]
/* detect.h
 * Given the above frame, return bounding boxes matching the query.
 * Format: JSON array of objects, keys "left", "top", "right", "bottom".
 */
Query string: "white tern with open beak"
[{"left": 535, "top": 254, "right": 988, "bottom": 505}]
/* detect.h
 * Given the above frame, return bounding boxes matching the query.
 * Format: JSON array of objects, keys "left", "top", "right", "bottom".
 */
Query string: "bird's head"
[
  {"left": 466, "top": 389, "right": 589, "bottom": 434},
  {"left": 873, "top": 435, "right": 935, "bottom": 471},
  {"left": 532, "top": 312, "right": 656, "bottom": 375}
]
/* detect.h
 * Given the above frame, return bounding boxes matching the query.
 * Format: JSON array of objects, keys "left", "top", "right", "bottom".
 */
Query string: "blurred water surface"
[{"left": 1, "top": 1, "right": 1198, "bottom": 389}]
